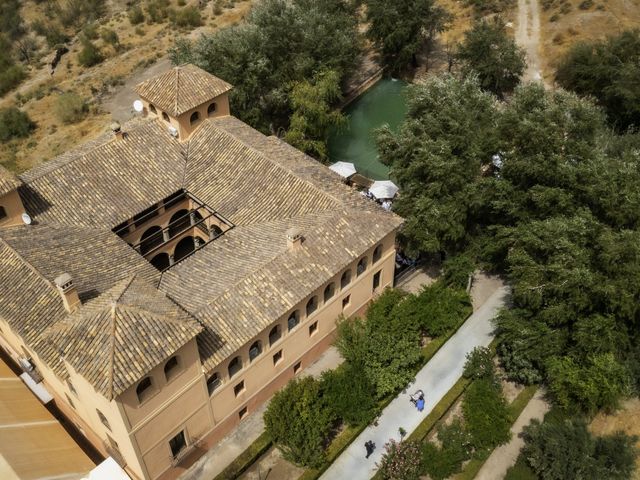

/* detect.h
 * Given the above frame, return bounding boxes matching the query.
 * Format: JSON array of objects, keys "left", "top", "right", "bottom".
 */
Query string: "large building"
[{"left": 0, "top": 65, "right": 402, "bottom": 480}]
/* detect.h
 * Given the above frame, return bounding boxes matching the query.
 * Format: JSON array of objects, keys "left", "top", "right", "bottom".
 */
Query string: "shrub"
[
  {"left": 462, "top": 379, "right": 511, "bottom": 451},
  {"left": 0, "top": 107, "right": 34, "bottom": 142},
  {"left": 77, "top": 39, "right": 103, "bottom": 67},
  {"left": 463, "top": 346, "right": 495, "bottom": 380},
  {"left": 100, "top": 28, "right": 119, "bottom": 48},
  {"left": 263, "top": 376, "right": 335, "bottom": 468},
  {"left": 421, "top": 420, "right": 472, "bottom": 479},
  {"left": 128, "top": 6, "right": 145, "bottom": 25},
  {"left": 377, "top": 439, "right": 422, "bottom": 480},
  {"left": 0, "top": 64, "right": 26, "bottom": 97},
  {"left": 146, "top": 0, "right": 170, "bottom": 23},
  {"left": 82, "top": 22, "right": 99, "bottom": 40},
  {"left": 212, "top": 0, "right": 223, "bottom": 15},
  {"left": 321, "top": 362, "right": 378, "bottom": 427},
  {"left": 442, "top": 254, "right": 475, "bottom": 289},
  {"left": 54, "top": 93, "right": 88, "bottom": 124},
  {"left": 173, "top": 6, "right": 202, "bottom": 27}
]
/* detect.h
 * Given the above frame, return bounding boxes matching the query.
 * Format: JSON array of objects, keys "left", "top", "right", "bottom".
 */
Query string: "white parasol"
[
  {"left": 368, "top": 180, "right": 399, "bottom": 200},
  {"left": 329, "top": 161, "right": 357, "bottom": 178}
]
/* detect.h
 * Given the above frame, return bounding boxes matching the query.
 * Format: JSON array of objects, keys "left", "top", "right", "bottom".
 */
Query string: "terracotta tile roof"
[
  {"left": 135, "top": 64, "right": 232, "bottom": 117},
  {"left": 0, "top": 165, "right": 22, "bottom": 197},
  {"left": 43, "top": 275, "right": 203, "bottom": 399},
  {"left": 0, "top": 103, "right": 402, "bottom": 398}
]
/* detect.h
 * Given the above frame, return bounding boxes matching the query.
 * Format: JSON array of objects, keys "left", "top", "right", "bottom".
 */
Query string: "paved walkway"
[
  {"left": 475, "top": 389, "right": 550, "bottom": 480},
  {"left": 319, "top": 285, "right": 510, "bottom": 480}
]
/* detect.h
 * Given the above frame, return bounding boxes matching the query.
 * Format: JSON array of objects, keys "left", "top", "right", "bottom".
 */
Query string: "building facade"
[{"left": 0, "top": 65, "right": 402, "bottom": 480}]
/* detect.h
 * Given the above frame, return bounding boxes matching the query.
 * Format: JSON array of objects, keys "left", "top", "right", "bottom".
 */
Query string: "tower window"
[
  {"left": 169, "top": 430, "right": 187, "bottom": 458},
  {"left": 207, "top": 102, "right": 217, "bottom": 116},
  {"left": 0, "top": 206, "right": 6, "bottom": 220},
  {"left": 228, "top": 356, "right": 242, "bottom": 378},
  {"left": 190, "top": 111, "right": 200, "bottom": 125},
  {"left": 136, "top": 376, "right": 153, "bottom": 403},
  {"left": 97, "top": 409, "right": 111, "bottom": 431},
  {"left": 149, "top": 104, "right": 157, "bottom": 114},
  {"left": 164, "top": 356, "right": 180, "bottom": 381},
  {"left": 207, "top": 372, "right": 221, "bottom": 395},
  {"left": 162, "top": 112, "right": 170, "bottom": 122}
]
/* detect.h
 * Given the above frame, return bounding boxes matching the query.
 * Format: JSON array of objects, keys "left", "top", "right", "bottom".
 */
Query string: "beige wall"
[
  {"left": 139, "top": 92, "right": 230, "bottom": 141},
  {"left": 0, "top": 190, "right": 26, "bottom": 227}
]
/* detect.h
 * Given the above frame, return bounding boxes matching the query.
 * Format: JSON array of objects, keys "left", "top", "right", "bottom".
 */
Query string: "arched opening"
[
  {"left": 287, "top": 310, "right": 300, "bottom": 331},
  {"left": 150, "top": 252, "right": 170, "bottom": 270},
  {"left": 210, "top": 225, "right": 223, "bottom": 239},
  {"left": 168, "top": 209, "right": 191, "bottom": 237},
  {"left": 0, "top": 206, "right": 6, "bottom": 220},
  {"left": 207, "top": 372, "right": 221, "bottom": 395},
  {"left": 164, "top": 356, "right": 180, "bottom": 381},
  {"left": 194, "top": 236, "right": 206, "bottom": 248},
  {"left": 207, "top": 102, "right": 217, "bottom": 116},
  {"left": 162, "top": 112, "right": 170, "bottom": 122},
  {"left": 269, "top": 325, "right": 281, "bottom": 346},
  {"left": 174, "top": 236, "right": 195, "bottom": 263},
  {"left": 306, "top": 296, "right": 318, "bottom": 317},
  {"left": 228, "top": 356, "right": 242, "bottom": 378},
  {"left": 249, "top": 341, "right": 262, "bottom": 362},
  {"left": 373, "top": 244, "right": 383, "bottom": 263},
  {"left": 340, "top": 270, "right": 352, "bottom": 289},
  {"left": 136, "top": 376, "right": 153, "bottom": 403},
  {"left": 139, "top": 225, "right": 163, "bottom": 255},
  {"left": 149, "top": 104, "right": 157, "bottom": 114},
  {"left": 324, "top": 283, "right": 335, "bottom": 302},
  {"left": 357, "top": 257, "right": 368, "bottom": 276},
  {"left": 190, "top": 111, "right": 200, "bottom": 125}
]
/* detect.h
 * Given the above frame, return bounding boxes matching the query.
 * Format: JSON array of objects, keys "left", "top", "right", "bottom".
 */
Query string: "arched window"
[
  {"left": 228, "top": 356, "right": 242, "bottom": 378},
  {"left": 269, "top": 325, "right": 281, "bottom": 346},
  {"left": 96, "top": 409, "right": 111, "bottom": 431},
  {"left": 168, "top": 209, "right": 191, "bottom": 237},
  {"left": 150, "top": 252, "right": 170, "bottom": 270},
  {"left": 357, "top": 257, "right": 368, "bottom": 276},
  {"left": 139, "top": 225, "right": 163, "bottom": 255},
  {"left": 306, "top": 296, "right": 318, "bottom": 317},
  {"left": 136, "top": 376, "right": 153, "bottom": 403},
  {"left": 149, "top": 104, "right": 157, "bottom": 114},
  {"left": 207, "top": 102, "right": 217, "bottom": 116},
  {"left": 190, "top": 111, "right": 200, "bottom": 125},
  {"left": 249, "top": 341, "right": 262, "bottom": 362},
  {"left": 324, "top": 283, "right": 335, "bottom": 302},
  {"left": 174, "top": 236, "right": 195, "bottom": 263},
  {"left": 340, "top": 270, "right": 352, "bottom": 289},
  {"left": 210, "top": 225, "right": 223, "bottom": 239},
  {"left": 287, "top": 310, "right": 299, "bottom": 331},
  {"left": 373, "top": 244, "right": 383, "bottom": 263},
  {"left": 162, "top": 112, "right": 170, "bottom": 122},
  {"left": 206, "top": 372, "right": 221, "bottom": 395},
  {"left": 0, "top": 206, "right": 6, "bottom": 220},
  {"left": 163, "top": 356, "right": 180, "bottom": 381}
]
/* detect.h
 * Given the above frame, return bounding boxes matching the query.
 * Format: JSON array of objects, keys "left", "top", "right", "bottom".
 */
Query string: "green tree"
[
  {"left": 284, "top": 70, "right": 346, "bottom": 160},
  {"left": 377, "top": 439, "right": 422, "bottom": 480},
  {"left": 457, "top": 17, "right": 526, "bottom": 97},
  {"left": 421, "top": 420, "right": 472, "bottom": 479},
  {"left": 263, "top": 376, "right": 335, "bottom": 468},
  {"left": 170, "top": 0, "right": 361, "bottom": 133},
  {"left": 0, "top": 0, "right": 24, "bottom": 41},
  {"left": 364, "top": 0, "right": 450, "bottom": 74},
  {"left": 462, "top": 379, "right": 511, "bottom": 450},
  {"left": 0, "top": 107, "right": 34, "bottom": 142},
  {"left": 463, "top": 346, "right": 495, "bottom": 381},
  {"left": 321, "top": 362, "right": 377, "bottom": 427},
  {"left": 0, "top": 35, "right": 25, "bottom": 96},
  {"left": 556, "top": 29, "right": 640, "bottom": 131}
]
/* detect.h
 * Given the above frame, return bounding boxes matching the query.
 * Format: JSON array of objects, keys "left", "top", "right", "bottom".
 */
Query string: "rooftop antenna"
[{"left": 133, "top": 100, "right": 144, "bottom": 113}]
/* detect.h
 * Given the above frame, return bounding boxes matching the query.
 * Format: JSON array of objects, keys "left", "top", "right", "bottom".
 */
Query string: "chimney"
[
  {"left": 54, "top": 273, "right": 81, "bottom": 313},
  {"left": 111, "top": 122, "right": 125, "bottom": 140},
  {"left": 286, "top": 227, "right": 303, "bottom": 251}
]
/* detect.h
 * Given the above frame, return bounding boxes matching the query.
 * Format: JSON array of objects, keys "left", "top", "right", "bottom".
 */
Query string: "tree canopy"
[
  {"left": 556, "top": 29, "right": 640, "bottom": 132},
  {"left": 379, "top": 75, "right": 640, "bottom": 413},
  {"left": 170, "top": 0, "right": 360, "bottom": 138},
  {"left": 364, "top": 0, "right": 450, "bottom": 75}
]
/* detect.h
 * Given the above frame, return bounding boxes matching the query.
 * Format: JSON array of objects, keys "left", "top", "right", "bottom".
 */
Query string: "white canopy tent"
[
  {"left": 329, "top": 161, "right": 357, "bottom": 178},
  {"left": 368, "top": 180, "right": 399, "bottom": 200}
]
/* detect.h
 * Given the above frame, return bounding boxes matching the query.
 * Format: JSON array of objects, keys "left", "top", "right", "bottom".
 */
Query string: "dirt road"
[{"left": 516, "top": 0, "right": 543, "bottom": 83}]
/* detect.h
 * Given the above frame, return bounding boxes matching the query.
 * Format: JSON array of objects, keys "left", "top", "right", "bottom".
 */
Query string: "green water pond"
[{"left": 328, "top": 78, "right": 408, "bottom": 180}]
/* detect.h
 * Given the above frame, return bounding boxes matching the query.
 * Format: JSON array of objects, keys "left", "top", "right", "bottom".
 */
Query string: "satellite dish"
[
  {"left": 21, "top": 213, "right": 32, "bottom": 225},
  {"left": 133, "top": 100, "right": 144, "bottom": 113}
]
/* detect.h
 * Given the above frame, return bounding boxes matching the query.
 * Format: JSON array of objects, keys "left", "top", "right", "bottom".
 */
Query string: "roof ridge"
[
  {"left": 0, "top": 236, "right": 56, "bottom": 289},
  {"left": 107, "top": 304, "right": 117, "bottom": 400},
  {"left": 112, "top": 274, "right": 137, "bottom": 304},
  {"left": 199, "top": 119, "right": 344, "bottom": 208},
  {"left": 174, "top": 67, "right": 180, "bottom": 117}
]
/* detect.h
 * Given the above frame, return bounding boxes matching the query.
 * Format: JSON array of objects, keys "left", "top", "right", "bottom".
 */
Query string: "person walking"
[{"left": 364, "top": 440, "right": 375, "bottom": 459}]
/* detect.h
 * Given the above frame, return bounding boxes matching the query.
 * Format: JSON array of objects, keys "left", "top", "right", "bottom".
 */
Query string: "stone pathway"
[
  {"left": 319, "top": 284, "right": 510, "bottom": 480},
  {"left": 475, "top": 389, "right": 550, "bottom": 480},
  {"left": 516, "top": 0, "right": 543, "bottom": 83}
]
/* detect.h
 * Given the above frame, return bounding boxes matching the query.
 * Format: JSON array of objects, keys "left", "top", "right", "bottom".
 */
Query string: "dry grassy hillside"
[
  {"left": 0, "top": 0, "right": 254, "bottom": 173},
  {"left": 540, "top": 0, "right": 640, "bottom": 81}
]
